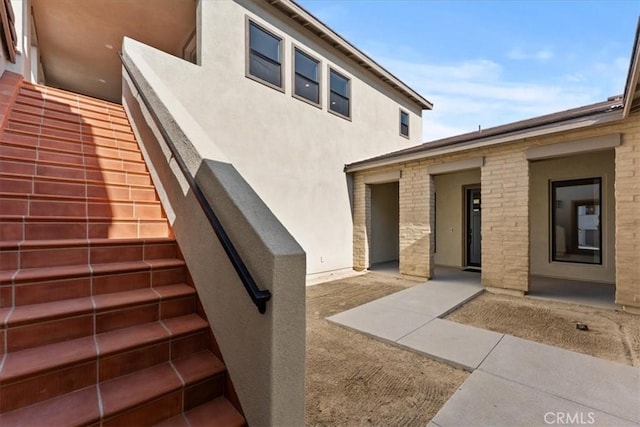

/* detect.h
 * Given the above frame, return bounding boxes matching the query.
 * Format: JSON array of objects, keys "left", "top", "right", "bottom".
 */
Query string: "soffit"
[{"left": 31, "top": 0, "right": 196, "bottom": 102}]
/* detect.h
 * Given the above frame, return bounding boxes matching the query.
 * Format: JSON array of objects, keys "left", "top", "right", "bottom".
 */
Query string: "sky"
[{"left": 297, "top": 0, "right": 640, "bottom": 141}]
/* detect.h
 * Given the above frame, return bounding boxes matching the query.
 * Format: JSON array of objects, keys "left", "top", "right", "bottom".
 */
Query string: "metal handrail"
[{"left": 120, "top": 52, "right": 271, "bottom": 314}]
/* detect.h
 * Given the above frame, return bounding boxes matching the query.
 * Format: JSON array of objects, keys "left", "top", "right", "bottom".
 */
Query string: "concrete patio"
[{"left": 327, "top": 268, "right": 640, "bottom": 426}]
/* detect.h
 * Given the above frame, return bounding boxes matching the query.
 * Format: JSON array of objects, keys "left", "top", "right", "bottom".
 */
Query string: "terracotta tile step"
[
  {"left": 5, "top": 117, "right": 135, "bottom": 144},
  {"left": 0, "top": 173, "right": 158, "bottom": 200},
  {"left": 8, "top": 111, "right": 133, "bottom": 136},
  {"left": 9, "top": 102, "right": 131, "bottom": 132},
  {"left": 14, "top": 94, "right": 130, "bottom": 122},
  {"left": 155, "top": 397, "right": 246, "bottom": 427},
  {"left": 100, "top": 351, "right": 225, "bottom": 423},
  {"left": 0, "top": 158, "right": 152, "bottom": 186},
  {"left": 2, "top": 256, "right": 183, "bottom": 285},
  {"left": 0, "top": 195, "right": 164, "bottom": 218},
  {"left": 0, "top": 320, "right": 215, "bottom": 416},
  {"left": 0, "top": 216, "right": 170, "bottom": 242},
  {"left": 1, "top": 285, "right": 196, "bottom": 352},
  {"left": 19, "top": 84, "right": 128, "bottom": 115},
  {"left": 0, "top": 386, "right": 101, "bottom": 426},
  {"left": 0, "top": 192, "right": 162, "bottom": 212},
  {"left": 2, "top": 129, "right": 141, "bottom": 160},
  {"left": 0, "top": 237, "right": 176, "bottom": 275}
]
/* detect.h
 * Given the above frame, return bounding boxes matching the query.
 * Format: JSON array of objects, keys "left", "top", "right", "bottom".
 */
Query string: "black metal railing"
[{"left": 120, "top": 53, "right": 271, "bottom": 314}]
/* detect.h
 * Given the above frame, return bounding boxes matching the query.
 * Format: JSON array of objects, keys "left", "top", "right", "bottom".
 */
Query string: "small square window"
[
  {"left": 400, "top": 110, "right": 409, "bottom": 137},
  {"left": 247, "top": 21, "right": 283, "bottom": 89},
  {"left": 551, "top": 177, "right": 602, "bottom": 265},
  {"left": 294, "top": 48, "right": 320, "bottom": 105},
  {"left": 329, "top": 68, "right": 350, "bottom": 118}
]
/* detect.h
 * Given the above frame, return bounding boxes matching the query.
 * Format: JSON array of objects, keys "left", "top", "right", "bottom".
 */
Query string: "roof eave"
[
  {"left": 623, "top": 17, "right": 640, "bottom": 118},
  {"left": 269, "top": 0, "right": 433, "bottom": 110},
  {"left": 345, "top": 109, "right": 623, "bottom": 173}
]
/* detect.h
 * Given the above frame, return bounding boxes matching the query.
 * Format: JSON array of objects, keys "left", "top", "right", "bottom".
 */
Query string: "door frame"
[{"left": 463, "top": 184, "right": 482, "bottom": 268}]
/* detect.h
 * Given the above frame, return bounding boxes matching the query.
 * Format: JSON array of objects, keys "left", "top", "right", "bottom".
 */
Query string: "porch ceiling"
[{"left": 31, "top": 0, "right": 196, "bottom": 102}]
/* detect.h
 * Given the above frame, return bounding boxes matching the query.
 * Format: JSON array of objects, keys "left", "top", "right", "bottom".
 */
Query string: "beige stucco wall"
[
  {"left": 433, "top": 169, "right": 481, "bottom": 267},
  {"left": 122, "top": 0, "right": 424, "bottom": 277},
  {"left": 370, "top": 182, "right": 399, "bottom": 264},
  {"left": 529, "top": 151, "right": 615, "bottom": 283}
]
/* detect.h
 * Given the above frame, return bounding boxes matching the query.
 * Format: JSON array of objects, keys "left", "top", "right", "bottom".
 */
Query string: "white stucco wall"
[
  {"left": 529, "top": 151, "right": 615, "bottom": 283},
  {"left": 7, "top": 0, "right": 32, "bottom": 80},
  {"left": 434, "top": 169, "right": 481, "bottom": 267},
  {"left": 123, "top": 0, "right": 424, "bottom": 276}
]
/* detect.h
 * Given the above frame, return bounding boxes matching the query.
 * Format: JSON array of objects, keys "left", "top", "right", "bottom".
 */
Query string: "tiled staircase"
[{"left": 0, "top": 73, "right": 246, "bottom": 426}]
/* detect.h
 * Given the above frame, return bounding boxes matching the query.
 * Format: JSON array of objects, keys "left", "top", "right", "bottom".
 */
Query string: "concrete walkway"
[{"left": 327, "top": 273, "right": 640, "bottom": 426}]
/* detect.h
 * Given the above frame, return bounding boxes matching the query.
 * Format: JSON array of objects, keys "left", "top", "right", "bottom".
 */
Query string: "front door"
[{"left": 466, "top": 188, "right": 481, "bottom": 267}]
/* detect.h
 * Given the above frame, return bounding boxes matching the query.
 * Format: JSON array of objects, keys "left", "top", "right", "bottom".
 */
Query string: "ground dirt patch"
[
  {"left": 446, "top": 293, "right": 640, "bottom": 367},
  {"left": 305, "top": 273, "right": 468, "bottom": 427}
]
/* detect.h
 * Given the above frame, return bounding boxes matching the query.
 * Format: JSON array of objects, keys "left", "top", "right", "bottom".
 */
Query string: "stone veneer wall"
[{"left": 351, "top": 112, "right": 640, "bottom": 312}]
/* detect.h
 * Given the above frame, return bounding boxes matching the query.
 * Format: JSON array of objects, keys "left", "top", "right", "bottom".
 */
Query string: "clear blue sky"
[{"left": 297, "top": 0, "right": 640, "bottom": 141}]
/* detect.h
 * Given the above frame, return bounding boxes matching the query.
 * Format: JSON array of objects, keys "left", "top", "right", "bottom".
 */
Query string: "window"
[
  {"left": 329, "top": 68, "right": 350, "bottom": 118},
  {"left": 293, "top": 48, "right": 320, "bottom": 105},
  {"left": 551, "top": 178, "right": 601, "bottom": 265},
  {"left": 400, "top": 110, "right": 409, "bottom": 137},
  {"left": 247, "top": 21, "right": 282, "bottom": 89}
]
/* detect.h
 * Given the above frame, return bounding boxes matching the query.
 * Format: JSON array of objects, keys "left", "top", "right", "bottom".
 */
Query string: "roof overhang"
[
  {"left": 623, "top": 17, "right": 640, "bottom": 118},
  {"left": 270, "top": 0, "right": 433, "bottom": 110},
  {"left": 345, "top": 108, "right": 623, "bottom": 173}
]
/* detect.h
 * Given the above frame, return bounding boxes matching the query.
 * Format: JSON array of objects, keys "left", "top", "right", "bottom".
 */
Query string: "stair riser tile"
[
  {"left": 39, "top": 136, "right": 82, "bottom": 153},
  {"left": 90, "top": 245, "right": 143, "bottom": 264},
  {"left": 0, "top": 177, "right": 32, "bottom": 195},
  {"left": 161, "top": 297, "right": 196, "bottom": 320},
  {"left": 1, "top": 286, "right": 12, "bottom": 308},
  {"left": 85, "top": 169, "right": 126, "bottom": 185},
  {"left": 0, "top": 330, "right": 4, "bottom": 356},
  {"left": 87, "top": 202, "right": 133, "bottom": 218},
  {"left": 34, "top": 180, "right": 85, "bottom": 197},
  {"left": 7, "top": 314, "right": 93, "bottom": 352},
  {"left": 20, "top": 247, "right": 88, "bottom": 269},
  {"left": 144, "top": 243, "right": 177, "bottom": 260},
  {"left": 36, "top": 163, "right": 86, "bottom": 181},
  {"left": 134, "top": 204, "right": 164, "bottom": 218},
  {"left": 140, "top": 223, "right": 171, "bottom": 238},
  {"left": 2, "top": 131, "right": 39, "bottom": 147},
  {"left": 0, "top": 223, "right": 24, "bottom": 241},
  {"left": 184, "top": 377, "right": 225, "bottom": 412},
  {"left": 153, "top": 268, "right": 186, "bottom": 287},
  {"left": 39, "top": 127, "right": 83, "bottom": 142},
  {"left": 41, "top": 117, "right": 81, "bottom": 132},
  {"left": 15, "top": 278, "right": 91, "bottom": 306},
  {"left": 25, "top": 222, "right": 87, "bottom": 240},
  {"left": 99, "top": 342, "right": 170, "bottom": 382},
  {"left": 0, "top": 160, "right": 35, "bottom": 176},
  {"left": 93, "top": 271, "right": 151, "bottom": 295},
  {"left": 0, "top": 362, "right": 96, "bottom": 414},
  {"left": 96, "top": 304, "right": 159, "bottom": 334},
  {"left": 131, "top": 188, "right": 158, "bottom": 202},
  {"left": 0, "top": 250, "right": 18, "bottom": 270},
  {"left": 171, "top": 332, "right": 210, "bottom": 361},
  {"left": 126, "top": 174, "right": 152, "bottom": 186},
  {"left": 38, "top": 150, "right": 85, "bottom": 167},
  {"left": 0, "top": 144, "right": 37, "bottom": 161},
  {"left": 6, "top": 121, "right": 40, "bottom": 134},
  {"left": 88, "top": 223, "right": 137, "bottom": 239},
  {"left": 0, "top": 198, "right": 28, "bottom": 215},
  {"left": 102, "top": 391, "right": 182, "bottom": 427},
  {"left": 30, "top": 200, "right": 86, "bottom": 217}
]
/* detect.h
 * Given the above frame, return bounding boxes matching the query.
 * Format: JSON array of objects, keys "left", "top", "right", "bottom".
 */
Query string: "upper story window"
[
  {"left": 400, "top": 110, "right": 409, "bottom": 137},
  {"left": 247, "top": 21, "right": 283, "bottom": 89},
  {"left": 329, "top": 68, "right": 350, "bottom": 118},
  {"left": 294, "top": 48, "right": 320, "bottom": 105}
]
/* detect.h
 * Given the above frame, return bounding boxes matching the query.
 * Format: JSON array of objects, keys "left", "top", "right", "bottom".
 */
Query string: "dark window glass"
[
  {"left": 294, "top": 49, "right": 319, "bottom": 103},
  {"left": 551, "top": 178, "right": 601, "bottom": 265},
  {"left": 329, "top": 69, "right": 350, "bottom": 117},
  {"left": 400, "top": 111, "right": 409, "bottom": 137},
  {"left": 248, "top": 22, "right": 282, "bottom": 87}
]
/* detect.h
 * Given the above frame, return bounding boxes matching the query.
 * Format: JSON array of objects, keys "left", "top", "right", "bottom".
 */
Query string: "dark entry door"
[{"left": 466, "top": 188, "right": 481, "bottom": 267}]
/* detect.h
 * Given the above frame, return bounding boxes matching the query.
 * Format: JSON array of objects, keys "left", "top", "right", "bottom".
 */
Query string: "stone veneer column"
[
  {"left": 481, "top": 146, "right": 530, "bottom": 293},
  {"left": 615, "top": 121, "right": 640, "bottom": 313},
  {"left": 399, "top": 163, "right": 433, "bottom": 278},
  {"left": 352, "top": 173, "right": 370, "bottom": 271}
]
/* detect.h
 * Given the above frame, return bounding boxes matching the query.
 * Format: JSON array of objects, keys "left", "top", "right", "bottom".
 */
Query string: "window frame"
[
  {"left": 245, "top": 18, "right": 285, "bottom": 92},
  {"left": 327, "top": 66, "right": 351, "bottom": 120},
  {"left": 291, "top": 45, "right": 322, "bottom": 108},
  {"left": 550, "top": 177, "right": 603, "bottom": 265},
  {"left": 399, "top": 109, "right": 410, "bottom": 138}
]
